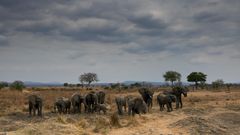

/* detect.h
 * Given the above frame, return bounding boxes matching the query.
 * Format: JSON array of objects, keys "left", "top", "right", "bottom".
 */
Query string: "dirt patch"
[
  {"left": 170, "top": 116, "right": 227, "bottom": 135},
  {"left": 225, "top": 103, "right": 240, "bottom": 111},
  {"left": 212, "top": 112, "right": 240, "bottom": 134}
]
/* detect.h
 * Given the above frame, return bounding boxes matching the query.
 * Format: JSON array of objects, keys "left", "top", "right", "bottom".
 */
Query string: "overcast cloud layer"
[{"left": 0, "top": 0, "right": 239, "bottom": 83}]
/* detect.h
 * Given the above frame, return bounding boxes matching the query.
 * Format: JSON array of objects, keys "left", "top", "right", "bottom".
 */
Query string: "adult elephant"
[
  {"left": 115, "top": 96, "right": 127, "bottom": 115},
  {"left": 28, "top": 95, "right": 43, "bottom": 116},
  {"left": 163, "top": 86, "right": 188, "bottom": 109},
  {"left": 85, "top": 91, "right": 98, "bottom": 113},
  {"left": 71, "top": 93, "right": 84, "bottom": 113},
  {"left": 127, "top": 97, "right": 148, "bottom": 116},
  {"left": 54, "top": 97, "right": 71, "bottom": 114},
  {"left": 138, "top": 88, "right": 154, "bottom": 110},
  {"left": 96, "top": 91, "right": 106, "bottom": 104},
  {"left": 157, "top": 94, "right": 176, "bottom": 112}
]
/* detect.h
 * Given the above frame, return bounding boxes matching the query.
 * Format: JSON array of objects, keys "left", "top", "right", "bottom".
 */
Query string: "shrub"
[
  {"left": 10, "top": 81, "right": 25, "bottom": 91},
  {"left": 0, "top": 82, "right": 8, "bottom": 90}
]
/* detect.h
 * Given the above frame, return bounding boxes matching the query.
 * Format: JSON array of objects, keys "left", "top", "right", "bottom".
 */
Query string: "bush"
[{"left": 10, "top": 81, "right": 25, "bottom": 91}]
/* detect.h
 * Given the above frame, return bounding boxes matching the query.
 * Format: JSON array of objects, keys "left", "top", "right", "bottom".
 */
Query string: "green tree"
[
  {"left": 163, "top": 71, "right": 181, "bottom": 87},
  {"left": 212, "top": 79, "right": 224, "bottom": 90},
  {"left": 187, "top": 72, "right": 207, "bottom": 90},
  {"left": 10, "top": 81, "right": 25, "bottom": 91},
  {"left": 0, "top": 82, "right": 8, "bottom": 90},
  {"left": 63, "top": 83, "right": 68, "bottom": 87},
  {"left": 79, "top": 72, "right": 98, "bottom": 87}
]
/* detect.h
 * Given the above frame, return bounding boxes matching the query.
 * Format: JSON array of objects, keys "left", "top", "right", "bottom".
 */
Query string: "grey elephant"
[
  {"left": 71, "top": 93, "right": 85, "bottom": 113},
  {"left": 163, "top": 86, "right": 188, "bottom": 109},
  {"left": 157, "top": 94, "right": 176, "bottom": 112},
  {"left": 94, "top": 104, "right": 108, "bottom": 114},
  {"left": 85, "top": 91, "right": 98, "bottom": 113},
  {"left": 96, "top": 91, "right": 106, "bottom": 104},
  {"left": 138, "top": 88, "right": 154, "bottom": 110},
  {"left": 54, "top": 97, "right": 71, "bottom": 114},
  {"left": 28, "top": 95, "right": 43, "bottom": 116},
  {"left": 115, "top": 96, "right": 127, "bottom": 115},
  {"left": 128, "top": 97, "right": 148, "bottom": 116}
]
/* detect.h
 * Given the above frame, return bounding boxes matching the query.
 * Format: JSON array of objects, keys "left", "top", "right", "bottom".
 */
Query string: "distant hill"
[
  {"left": 24, "top": 81, "right": 63, "bottom": 87},
  {"left": 23, "top": 81, "right": 192, "bottom": 87}
]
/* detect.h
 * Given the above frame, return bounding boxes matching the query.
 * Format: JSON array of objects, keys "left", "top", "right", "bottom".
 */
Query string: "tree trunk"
[
  {"left": 88, "top": 82, "right": 91, "bottom": 89},
  {"left": 195, "top": 81, "right": 198, "bottom": 90},
  {"left": 171, "top": 81, "right": 174, "bottom": 88}
]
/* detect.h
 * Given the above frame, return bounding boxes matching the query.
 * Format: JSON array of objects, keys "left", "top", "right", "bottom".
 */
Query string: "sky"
[{"left": 0, "top": 0, "right": 239, "bottom": 83}]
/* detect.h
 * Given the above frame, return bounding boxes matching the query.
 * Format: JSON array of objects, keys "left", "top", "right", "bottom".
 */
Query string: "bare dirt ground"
[{"left": 0, "top": 88, "right": 240, "bottom": 135}]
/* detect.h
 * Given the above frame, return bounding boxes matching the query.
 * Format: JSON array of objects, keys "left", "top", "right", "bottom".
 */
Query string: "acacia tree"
[
  {"left": 187, "top": 72, "right": 207, "bottom": 90},
  {"left": 79, "top": 73, "right": 98, "bottom": 88},
  {"left": 163, "top": 71, "right": 181, "bottom": 87}
]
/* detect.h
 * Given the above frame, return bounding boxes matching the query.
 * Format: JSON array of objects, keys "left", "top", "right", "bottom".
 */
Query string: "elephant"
[
  {"left": 157, "top": 94, "right": 176, "bottom": 112},
  {"left": 85, "top": 91, "right": 98, "bottom": 113},
  {"left": 115, "top": 96, "right": 127, "bottom": 115},
  {"left": 54, "top": 97, "right": 71, "bottom": 114},
  {"left": 127, "top": 97, "right": 148, "bottom": 116},
  {"left": 163, "top": 86, "right": 188, "bottom": 109},
  {"left": 94, "top": 104, "right": 108, "bottom": 114},
  {"left": 71, "top": 93, "right": 85, "bottom": 113},
  {"left": 28, "top": 95, "right": 43, "bottom": 116},
  {"left": 96, "top": 91, "right": 106, "bottom": 104},
  {"left": 138, "top": 88, "right": 154, "bottom": 110}
]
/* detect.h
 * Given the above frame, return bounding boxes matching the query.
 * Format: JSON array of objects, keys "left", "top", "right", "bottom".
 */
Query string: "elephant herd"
[
  {"left": 115, "top": 86, "right": 188, "bottom": 116},
  {"left": 27, "top": 87, "right": 188, "bottom": 117},
  {"left": 28, "top": 91, "right": 106, "bottom": 116}
]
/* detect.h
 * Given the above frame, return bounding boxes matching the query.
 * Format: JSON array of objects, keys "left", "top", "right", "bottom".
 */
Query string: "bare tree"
[{"left": 79, "top": 73, "right": 98, "bottom": 88}]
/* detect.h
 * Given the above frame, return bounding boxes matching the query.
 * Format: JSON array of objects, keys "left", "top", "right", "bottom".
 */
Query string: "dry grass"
[{"left": 1, "top": 87, "right": 240, "bottom": 135}]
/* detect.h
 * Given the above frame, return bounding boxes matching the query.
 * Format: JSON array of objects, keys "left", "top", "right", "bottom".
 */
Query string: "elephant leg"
[
  {"left": 40, "top": 106, "right": 42, "bottom": 116},
  {"left": 160, "top": 104, "right": 164, "bottom": 111},
  {"left": 124, "top": 104, "right": 127, "bottom": 112},
  {"left": 166, "top": 103, "right": 170, "bottom": 112},
  {"left": 179, "top": 98, "right": 183, "bottom": 108},
  {"left": 38, "top": 106, "right": 42, "bottom": 116},
  {"left": 175, "top": 97, "right": 179, "bottom": 109},
  {"left": 158, "top": 102, "right": 161, "bottom": 111},
  {"left": 169, "top": 102, "right": 173, "bottom": 111},
  {"left": 117, "top": 104, "right": 122, "bottom": 115},
  {"left": 29, "top": 104, "right": 32, "bottom": 116},
  {"left": 79, "top": 104, "right": 82, "bottom": 113},
  {"left": 128, "top": 105, "right": 132, "bottom": 115},
  {"left": 132, "top": 109, "right": 135, "bottom": 116},
  {"left": 37, "top": 107, "right": 40, "bottom": 116},
  {"left": 33, "top": 107, "right": 36, "bottom": 116}
]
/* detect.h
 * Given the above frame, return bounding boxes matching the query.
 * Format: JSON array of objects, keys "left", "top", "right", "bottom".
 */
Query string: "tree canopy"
[
  {"left": 187, "top": 72, "right": 207, "bottom": 89},
  {"left": 10, "top": 81, "right": 25, "bottom": 91},
  {"left": 163, "top": 71, "right": 181, "bottom": 87},
  {"left": 79, "top": 72, "right": 98, "bottom": 87}
]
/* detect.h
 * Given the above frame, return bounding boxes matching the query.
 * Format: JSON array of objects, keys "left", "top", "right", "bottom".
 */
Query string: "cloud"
[{"left": 0, "top": 35, "right": 8, "bottom": 46}]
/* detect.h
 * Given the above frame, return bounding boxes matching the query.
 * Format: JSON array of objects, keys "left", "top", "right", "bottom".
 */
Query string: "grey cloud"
[
  {"left": 0, "top": 0, "right": 240, "bottom": 83},
  {"left": 127, "top": 14, "right": 168, "bottom": 30}
]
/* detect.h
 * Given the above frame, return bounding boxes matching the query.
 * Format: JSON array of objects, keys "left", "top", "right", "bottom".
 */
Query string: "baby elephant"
[
  {"left": 28, "top": 95, "right": 43, "bottom": 116},
  {"left": 95, "top": 104, "right": 108, "bottom": 114},
  {"left": 54, "top": 97, "right": 71, "bottom": 114},
  {"left": 157, "top": 94, "right": 176, "bottom": 112}
]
